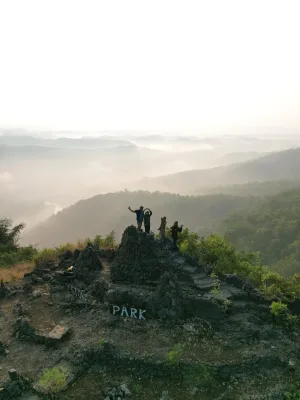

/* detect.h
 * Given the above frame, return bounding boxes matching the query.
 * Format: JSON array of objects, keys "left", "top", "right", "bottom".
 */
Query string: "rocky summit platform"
[{"left": 1, "top": 226, "right": 300, "bottom": 400}]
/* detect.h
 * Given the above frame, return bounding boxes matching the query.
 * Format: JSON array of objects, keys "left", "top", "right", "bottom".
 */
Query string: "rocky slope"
[{"left": 1, "top": 226, "right": 300, "bottom": 399}]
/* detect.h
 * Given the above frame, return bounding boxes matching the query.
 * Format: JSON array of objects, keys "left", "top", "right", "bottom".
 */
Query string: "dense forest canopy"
[{"left": 220, "top": 188, "right": 300, "bottom": 276}]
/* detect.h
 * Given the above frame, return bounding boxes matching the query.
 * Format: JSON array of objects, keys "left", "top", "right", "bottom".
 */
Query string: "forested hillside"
[
  {"left": 21, "top": 190, "right": 260, "bottom": 248},
  {"left": 220, "top": 188, "right": 300, "bottom": 276},
  {"left": 135, "top": 148, "right": 300, "bottom": 194}
]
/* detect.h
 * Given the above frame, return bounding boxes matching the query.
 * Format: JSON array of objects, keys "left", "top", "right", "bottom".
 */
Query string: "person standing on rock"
[
  {"left": 171, "top": 221, "right": 183, "bottom": 250},
  {"left": 158, "top": 216, "right": 167, "bottom": 241},
  {"left": 143, "top": 208, "right": 152, "bottom": 233},
  {"left": 128, "top": 206, "right": 144, "bottom": 232}
]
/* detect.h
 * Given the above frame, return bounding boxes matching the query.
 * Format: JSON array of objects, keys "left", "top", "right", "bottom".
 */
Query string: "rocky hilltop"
[{"left": 1, "top": 226, "right": 300, "bottom": 400}]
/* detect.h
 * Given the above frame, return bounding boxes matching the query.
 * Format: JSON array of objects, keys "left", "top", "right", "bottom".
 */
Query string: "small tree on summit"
[{"left": 0, "top": 218, "right": 25, "bottom": 252}]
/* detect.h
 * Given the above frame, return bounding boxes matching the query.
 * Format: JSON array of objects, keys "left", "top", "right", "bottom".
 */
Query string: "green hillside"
[
  {"left": 21, "top": 190, "right": 260, "bottom": 248},
  {"left": 220, "top": 188, "right": 300, "bottom": 276}
]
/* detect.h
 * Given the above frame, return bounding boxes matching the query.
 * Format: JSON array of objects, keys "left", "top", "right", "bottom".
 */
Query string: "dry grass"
[{"left": 0, "top": 263, "right": 34, "bottom": 282}]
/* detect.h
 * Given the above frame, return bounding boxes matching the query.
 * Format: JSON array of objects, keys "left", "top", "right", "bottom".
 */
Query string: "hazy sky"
[{"left": 0, "top": 0, "right": 299, "bottom": 133}]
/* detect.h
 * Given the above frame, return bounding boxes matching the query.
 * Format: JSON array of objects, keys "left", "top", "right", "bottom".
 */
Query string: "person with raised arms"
[{"left": 128, "top": 205, "right": 144, "bottom": 232}]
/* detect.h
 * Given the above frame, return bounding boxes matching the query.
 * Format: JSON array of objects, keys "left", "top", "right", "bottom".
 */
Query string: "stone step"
[
  {"left": 18, "top": 395, "right": 40, "bottom": 400},
  {"left": 182, "top": 265, "right": 198, "bottom": 274},
  {"left": 192, "top": 272, "right": 208, "bottom": 280},
  {"left": 193, "top": 277, "right": 213, "bottom": 291}
]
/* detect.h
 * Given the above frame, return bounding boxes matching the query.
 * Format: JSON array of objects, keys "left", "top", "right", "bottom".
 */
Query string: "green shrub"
[
  {"left": 39, "top": 367, "right": 68, "bottom": 393},
  {"left": 270, "top": 301, "right": 288, "bottom": 317},
  {"left": 133, "top": 383, "right": 142, "bottom": 395},
  {"left": 166, "top": 343, "right": 184, "bottom": 364},
  {"left": 184, "top": 364, "right": 216, "bottom": 388},
  {"left": 270, "top": 301, "right": 298, "bottom": 327},
  {"left": 285, "top": 382, "right": 300, "bottom": 399},
  {"left": 0, "top": 245, "right": 37, "bottom": 267},
  {"left": 33, "top": 248, "right": 58, "bottom": 265},
  {"left": 0, "top": 218, "right": 25, "bottom": 253},
  {"left": 96, "top": 231, "right": 117, "bottom": 249},
  {"left": 33, "top": 232, "right": 118, "bottom": 267},
  {"left": 210, "top": 272, "right": 221, "bottom": 294}
]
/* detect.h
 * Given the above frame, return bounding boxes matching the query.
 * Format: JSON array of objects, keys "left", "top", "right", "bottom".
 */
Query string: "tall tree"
[{"left": 0, "top": 218, "right": 25, "bottom": 252}]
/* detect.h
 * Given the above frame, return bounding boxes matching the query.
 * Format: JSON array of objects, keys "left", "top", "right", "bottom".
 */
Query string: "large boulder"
[
  {"left": 73, "top": 244, "right": 103, "bottom": 283},
  {"left": 110, "top": 226, "right": 179, "bottom": 284}
]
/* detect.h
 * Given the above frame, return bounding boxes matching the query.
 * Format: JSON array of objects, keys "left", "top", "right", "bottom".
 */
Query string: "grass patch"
[
  {"left": 166, "top": 343, "right": 185, "bottom": 364},
  {"left": 133, "top": 383, "right": 142, "bottom": 395},
  {"left": 0, "top": 263, "right": 34, "bottom": 282},
  {"left": 38, "top": 367, "right": 68, "bottom": 394},
  {"left": 33, "top": 232, "right": 118, "bottom": 266},
  {"left": 184, "top": 364, "right": 217, "bottom": 388}
]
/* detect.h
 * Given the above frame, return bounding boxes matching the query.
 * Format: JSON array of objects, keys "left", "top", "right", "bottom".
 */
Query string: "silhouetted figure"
[
  {"left": 171, "top": 221, "right": 183, "bottom": 251},
  {"left": 128, "top": 206, "right": 144, "bottom": 232},
  {"left": 158, "top": 216, "right": 167, "bottom": 241},
  {"left": 143, "top": 208, "right": 152, "bottom": 233}
]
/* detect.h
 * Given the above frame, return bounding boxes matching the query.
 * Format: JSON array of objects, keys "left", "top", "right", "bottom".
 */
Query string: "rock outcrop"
[
  {"left": 111, "top": 226, "right": 181, "bottom": 284},
  {"left": 72, "top": 244, "right": 103, "bottom": 283}
]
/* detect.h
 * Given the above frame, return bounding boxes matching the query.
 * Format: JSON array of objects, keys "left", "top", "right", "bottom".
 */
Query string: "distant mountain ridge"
[
  {"left": 134, "top": 148, "right": 300, "bottom": 194},
  {"left": 0, "top": 135, "right": 135, "bottom": 149}
]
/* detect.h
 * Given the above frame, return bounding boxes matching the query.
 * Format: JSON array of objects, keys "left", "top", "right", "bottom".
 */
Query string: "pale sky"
[{"left": 0, "top": 0, "right": 299, "bottom": 132}]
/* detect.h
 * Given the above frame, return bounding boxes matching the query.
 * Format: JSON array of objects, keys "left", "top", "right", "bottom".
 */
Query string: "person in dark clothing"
[
  {"left": 171, "top": 221, "right": 183, "bottom": 250},
  {"left": 158, "top": 216, "right": 167, "bottom": 241},
  {"left": 143, "top": 208, "right": 152, "bottom": 233},
  {"left": 128, "top": 206, "right": 144, "bottom": 231}
]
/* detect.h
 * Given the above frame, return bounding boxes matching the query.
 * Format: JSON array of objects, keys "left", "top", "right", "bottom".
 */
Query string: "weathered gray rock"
[
  {"left": 120, "top": 384, "right": 131, "bottom": 396},
  {"left": 73, "top": 244, "right": 103, "bottom": 283},
  {"left": 160, "top": 391, "right": 172, "bottom": 400},
  {"left": 111, "top": 226, "right": 181, "bottom": 284},
  {"left": 104, "top": 383, "right": 131, "bottom": 399},
  {"left": 90, "top": 279, "right": 109, "bottom": 301},
  {"left": 13, "top": 317, "right": 44, "bottom": 344},
  {"left": 48, "top": 325, "right": 70, "bottom": 341},
  {"left": 31, "top": 290, "right": 42, "bottom": 299},
  {"left": 51, "top": 285, "right": 65, "bottom": 293},
  {"left": 42, "top": 274, "right": 52, "bottom": 282}
]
